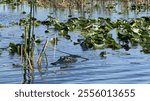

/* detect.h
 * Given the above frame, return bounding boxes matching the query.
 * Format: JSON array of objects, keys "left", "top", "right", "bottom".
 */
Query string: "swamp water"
[{"left": 0, "top": 0, "right": 150, "bottom": 83}]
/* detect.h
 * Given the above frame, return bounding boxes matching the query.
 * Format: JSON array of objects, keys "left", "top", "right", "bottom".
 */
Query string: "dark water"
[{"left": 0, "top": 0, "right": 150, "bottom": 84}]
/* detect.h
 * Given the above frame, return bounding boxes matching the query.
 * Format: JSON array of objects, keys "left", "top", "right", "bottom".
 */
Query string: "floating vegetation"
[
  {"left": 50, "top": 37, "right": 59, "bottom": 45},
  {"left": 39, "top": 15, "right": 150, "bottom": 53},
  {"left": 0, "top": 24, "right": 7, "bottom": 28},
  {"left": 9, "top": 42, "right": 23, "bottom": 55},
  {"left": 8, "top": 15, "right": 150, "bottom": 57},
  {"left": 99, "top": 51, "right": 107, "bottom": 59}
]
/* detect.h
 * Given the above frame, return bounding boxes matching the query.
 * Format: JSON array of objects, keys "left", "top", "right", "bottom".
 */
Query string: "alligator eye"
[{"left": 60, "top": 56, "right": 64, "bottom": 59}]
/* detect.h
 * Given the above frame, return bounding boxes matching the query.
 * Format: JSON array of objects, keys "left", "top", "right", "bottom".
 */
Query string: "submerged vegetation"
[{"left": 0, "top": 0, "right": 150, "bottom": 83}]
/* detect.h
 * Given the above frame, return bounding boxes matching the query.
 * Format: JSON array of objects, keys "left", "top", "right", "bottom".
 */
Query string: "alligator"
[{"left": 51, "top": 55, "right": 78, "bottom": 65}]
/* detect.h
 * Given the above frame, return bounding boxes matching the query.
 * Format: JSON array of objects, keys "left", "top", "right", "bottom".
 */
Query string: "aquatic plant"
[
  {"left": 99, "top": 51, "right": 107, "bottom": 58},
  {"left": 0, "top": 24, "right": 7, "bottom": 28},
  {"left": 40, "top": 15, "right": 150, "bottom": 54},
  {"left": 9, "top": 9, "right": 150, "bottom": 57},
  {"left": 7, "top": 0, "right": 39, "bottom": 83}
]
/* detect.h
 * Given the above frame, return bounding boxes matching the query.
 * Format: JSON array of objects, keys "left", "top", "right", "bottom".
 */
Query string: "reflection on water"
[
  {"left": 0, "top": 0, "right": 150, "bottom": 20},
  {"left": 0, "top": 0, "right": 150, "bottom": 84}
]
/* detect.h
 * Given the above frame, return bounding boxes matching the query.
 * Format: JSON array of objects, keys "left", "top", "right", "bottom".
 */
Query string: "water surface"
[{"left": 0, "top": 0, "right": 150, "bottom": 84}]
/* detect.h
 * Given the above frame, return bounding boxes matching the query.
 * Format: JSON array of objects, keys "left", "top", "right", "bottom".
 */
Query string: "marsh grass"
[
  {"left": 32, "top": 0, "right": 150, "bottom": 8},
  {"left": 21, "top": 0, "right": 51, "bottom": 83},
  {"left": 36, "top": 39, "right": 49, "bottom": 67},
  {"left": 20, "top": 0, "right": 41, "bottom": 83}
]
